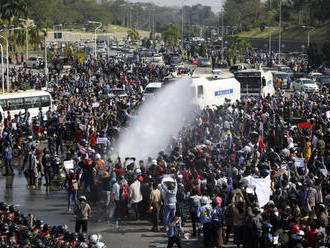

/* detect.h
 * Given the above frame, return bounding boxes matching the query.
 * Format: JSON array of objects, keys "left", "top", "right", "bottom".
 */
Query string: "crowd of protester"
[{"left": 0, "top": 52, "right": 329, "bottom": 248}]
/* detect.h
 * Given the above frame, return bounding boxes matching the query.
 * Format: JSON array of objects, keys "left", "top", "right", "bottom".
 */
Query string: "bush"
[{"left": 21, "top": 83, "right": 31, "bottom": 90}]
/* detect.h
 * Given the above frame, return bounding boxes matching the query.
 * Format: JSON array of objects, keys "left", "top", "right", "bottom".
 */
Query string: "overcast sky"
[{"left": 127, "top": 0, "right": 225, "bottom": 12}]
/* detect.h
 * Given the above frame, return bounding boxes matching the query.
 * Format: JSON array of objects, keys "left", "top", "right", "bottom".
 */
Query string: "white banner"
[
  {"left": 294, "top": 157, "right": 305, "bottom": 168},
  {"left": 97, "top": 137, "right": 108, "bottom": 145},
  {"left": 250, "top": 175, "right": 271, "bottom": 208},
  {"left": 92, "top": 102, "right": 100, "bottom": 108}
]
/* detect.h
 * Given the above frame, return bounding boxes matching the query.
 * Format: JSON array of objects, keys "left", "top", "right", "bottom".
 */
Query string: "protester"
[{"left": 74, "top": 196, "right": 91, "bottom": 233}]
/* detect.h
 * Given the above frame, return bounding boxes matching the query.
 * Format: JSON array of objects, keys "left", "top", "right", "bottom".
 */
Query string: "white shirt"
[{"left": 112, "top": 182, "right": 120, "bottom": 201}]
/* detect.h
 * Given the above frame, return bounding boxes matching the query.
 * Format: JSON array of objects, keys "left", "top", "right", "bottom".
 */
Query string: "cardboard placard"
[
  {"left": 64, "top": 160, "right": 74, "bottom": 170},
  {"left": 92, "top": 102, "right": 100, "bottom": 108},
  {"left": 320, "top": 169, "right": 328, "bottom": 177},
  {"left": 97, "top": 137, "right": 108, "bottom": 145},
  {"left": 162, "top": 174, "right": 175, "bottom": 182},
  {"left": 294, "top": 157, "right": 305, "bottom": 168},
  {"left": 79, "top": 145, "right": 86, "bottom": 154},
  {"left": 79, "top": 124, "right": 86, "bottom": 131}
]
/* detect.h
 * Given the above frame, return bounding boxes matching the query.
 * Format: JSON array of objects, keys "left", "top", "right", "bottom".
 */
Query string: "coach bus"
[
  {"left": 0, "top": 90, "right": 52, "bottom": 120},
  {"left": 234, "top": 69, "right": 275, "bottom": 98}
]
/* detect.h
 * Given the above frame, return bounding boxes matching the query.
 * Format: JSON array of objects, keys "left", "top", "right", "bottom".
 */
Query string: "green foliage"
[
  {"left": 161, "top": 24, "right": 180, "bottom": 47},
  {"left": 141, "top": 38, "right": 152, "bottom": 48},
  {"left": 127, "top": 28, "right": 140, "bottom": 41},
  {"left": 322, "top": 40, "right": 330, "bottom": 66},
  {"left": 21, "top": 83, "right": 31, "bottom": 90},
  {"left": 307, "top": 42, "right": 322, "bottom": 69},
  {"left": 199, "top": 43, "right": 206, "bottom": 57}
]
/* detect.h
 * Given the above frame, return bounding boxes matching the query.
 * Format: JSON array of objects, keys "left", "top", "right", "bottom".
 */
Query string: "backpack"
[{"left": 74, "top": 203, "right": 85, "bottom": 217}]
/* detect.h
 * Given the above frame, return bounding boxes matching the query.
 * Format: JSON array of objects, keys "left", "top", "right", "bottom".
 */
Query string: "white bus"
[
  {"left": 234, "top": 69, "right": 275, "bottom": 98},
  {"left": 0, "top": 90, "right": 52, "bottom": 120}
]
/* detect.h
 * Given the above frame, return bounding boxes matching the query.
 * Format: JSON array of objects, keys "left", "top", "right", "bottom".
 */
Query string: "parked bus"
[
  {"left": 234, "top": 69, "right": 275, "bottom": 98},
  {"left": 0, "top": 90, "right": 52, "bottom": 120}
]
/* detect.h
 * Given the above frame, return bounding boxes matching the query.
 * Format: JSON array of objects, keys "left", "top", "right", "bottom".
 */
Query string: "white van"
[
  {"left": 143, "top": 82, "right": 162, "bottom": 98},
  {"left": 191, "top": 72, "right": 241, "bottom": 108}
]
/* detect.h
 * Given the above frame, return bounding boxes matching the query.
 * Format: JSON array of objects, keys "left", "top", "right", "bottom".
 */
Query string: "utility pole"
[
  {"left": 221, "top": 8, "right": 224, "bottom": 63},
  {"left": 278, "top": 0, "right": 282, "bottom": 63}
]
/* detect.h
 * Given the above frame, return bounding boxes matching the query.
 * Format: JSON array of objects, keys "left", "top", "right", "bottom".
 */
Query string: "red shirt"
[{"left": 306, "top": 229, "right": 317, "bottom": 247}]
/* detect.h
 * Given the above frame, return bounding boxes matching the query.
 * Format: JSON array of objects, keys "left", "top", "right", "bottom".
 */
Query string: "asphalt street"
[{"left": 0, "top": 166, "right": 213, "bottom": 247}]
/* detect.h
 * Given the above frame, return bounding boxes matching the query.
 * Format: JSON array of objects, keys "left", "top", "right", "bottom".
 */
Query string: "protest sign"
[{"left": 97, "top": 137, "right": 108, "bottom": 145}]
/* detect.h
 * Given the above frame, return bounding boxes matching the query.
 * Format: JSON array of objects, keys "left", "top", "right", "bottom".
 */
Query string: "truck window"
[{"left": 197, "top": 85, "right": 203, "bottom": 98}]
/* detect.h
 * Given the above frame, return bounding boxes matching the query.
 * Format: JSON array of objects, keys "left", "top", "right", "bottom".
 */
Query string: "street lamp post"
[
  {"left": 44, "top": 32, "right": 49, "bottom": 88},
  {"left": 0, "top": 35, "right": 9, "bottom": 92},
  {"left": 19, "top": 18, "right": 32, "bottom": 61},
  {"left": 0, "top": 27, "right": 21, "bottom": 92},
  {"left": 221, "top": 8, "right": 224, "bottom": 63},
  {"left": 278, "top": 0, "right": 282, "bottom": 63},
  {"left": 0, "top": 44, "right": 4, "bottom": 93},
  {"left": 302, "top": 26, "right": 315, "bottom": 48},
  {"left": 181, "top": 0, "right": 187, "bottom": 50},
  {"left": 88, "top": 21, "right": 102, "bottom": 59}
]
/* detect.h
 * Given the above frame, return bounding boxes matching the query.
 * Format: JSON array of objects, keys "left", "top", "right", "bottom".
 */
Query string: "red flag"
[{"left": 298, "top": 122, "right": 311, "bottom": 129}]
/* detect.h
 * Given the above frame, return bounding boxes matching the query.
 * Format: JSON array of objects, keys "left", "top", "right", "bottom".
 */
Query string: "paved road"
[
  {"left": 0, "top": 170, "right": 206, "bottom": 247},
  {"left": 0, "top": 169, "right": 240, "bottom": 247}
]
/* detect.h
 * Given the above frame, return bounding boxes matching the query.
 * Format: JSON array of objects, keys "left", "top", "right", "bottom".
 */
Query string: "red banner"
[{"left": 298, "top": 122, "right": 311, "bottom": 129}]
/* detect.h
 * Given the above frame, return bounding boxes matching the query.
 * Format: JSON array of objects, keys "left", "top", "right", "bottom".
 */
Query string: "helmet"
[
  {"left": 43, "top": 224, "right": 50, "bottom": 231},
  {"left": 9, "top": 205, "right": 16, "bottom": 213},
  {"left": 9, "top": 224, "right": 19, "bottom": 233},
  {"left": 292, "top": 224, "right": 300, "bottom": 232},
  {"left": 296, "top": 230, "right": 304, "bottom": 236},
  {"left": 0, "top": 223, "right": 9, "bottom": 233},
  {"left": 35, "top": 219, "right": 44, "bottom": 229},
  {"left": 95, "top": 242, "right": 106, "bottom": 248},
  {"left": 136, "top": 169, "right": 142, "bottom": 174},
  {"left": 88, "top": 234, "right": 98, "bottom": 244},
  {"left": 15, "top": 216, "right": 23, "bottom": 225},
  {"left": 95, "top": 154, "right": 101, "bottom": 160},
  {"left": 71, "top": 232, "right": 78, "bottom": 241},
  {"left": 78, "top": 232, "right": 87, "bottom": 242},
  {"left": 79, "top": 196, "right": 87, "bottom": 202},
  {"left": 81, "top": 138, "right": 86, "bottom": 144},
  {"left": 201, "top": 196, "right": 208, "bottom": 205}
]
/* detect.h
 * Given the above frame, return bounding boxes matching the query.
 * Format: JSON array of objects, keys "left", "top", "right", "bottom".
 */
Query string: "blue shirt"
[
  {"left": 197, "top": 204, "right": 213, "bottom": 224},
  {"left": 212, "top": 206, "right": 224, "bottom": 228},
  {"left": 167, "top": 216, "right": 183, "bottom": 237}
]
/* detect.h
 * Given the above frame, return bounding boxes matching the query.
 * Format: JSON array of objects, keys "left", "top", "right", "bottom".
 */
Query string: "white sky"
[{"left": 127, "top": 0, "right": 225, "bottom": 12}]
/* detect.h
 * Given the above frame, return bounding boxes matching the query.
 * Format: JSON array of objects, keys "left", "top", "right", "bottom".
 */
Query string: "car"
[
  {"left": 170, "top": 55, "right": 182, "bottom": 65},
  {"left": 229, "top": 64, "right": 250, "bottom": 74},
  {"left": 293, "top": 78, "right": 319, "bottom": 93},
  {"left": 307, "top": 72, "right": 323, "bottom": 82},
  {"left": 108, "top": 88, "right": 128, "bottom": 98},
  {"left": 319, "top": 76, "right": 330, "bottom": 87},
  {"left": 198, "top": 58, "right": 211, "bottom": 67},
  {"left": 24, "top": 57, "right": 44, "bottom": 69}
]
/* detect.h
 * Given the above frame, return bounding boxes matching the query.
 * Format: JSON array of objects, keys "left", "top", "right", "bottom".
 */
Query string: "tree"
[
  {"left": 161, "top": 24, "right": 180, "bottom": 47},
  {"left": 127, "top": 28, "right": 140, "bottom": 41},
  {"left": 199, "top": 43, "right": 206, "bottom": 57},
  {"left": 322, "top": 40, "right": 330, "bottom": 66},
  {"left": 0, "top": 0, "right": 30, "bottom": 24},
  {"left": 307, "top": 42, "right": 322, "bottom": 69}
]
